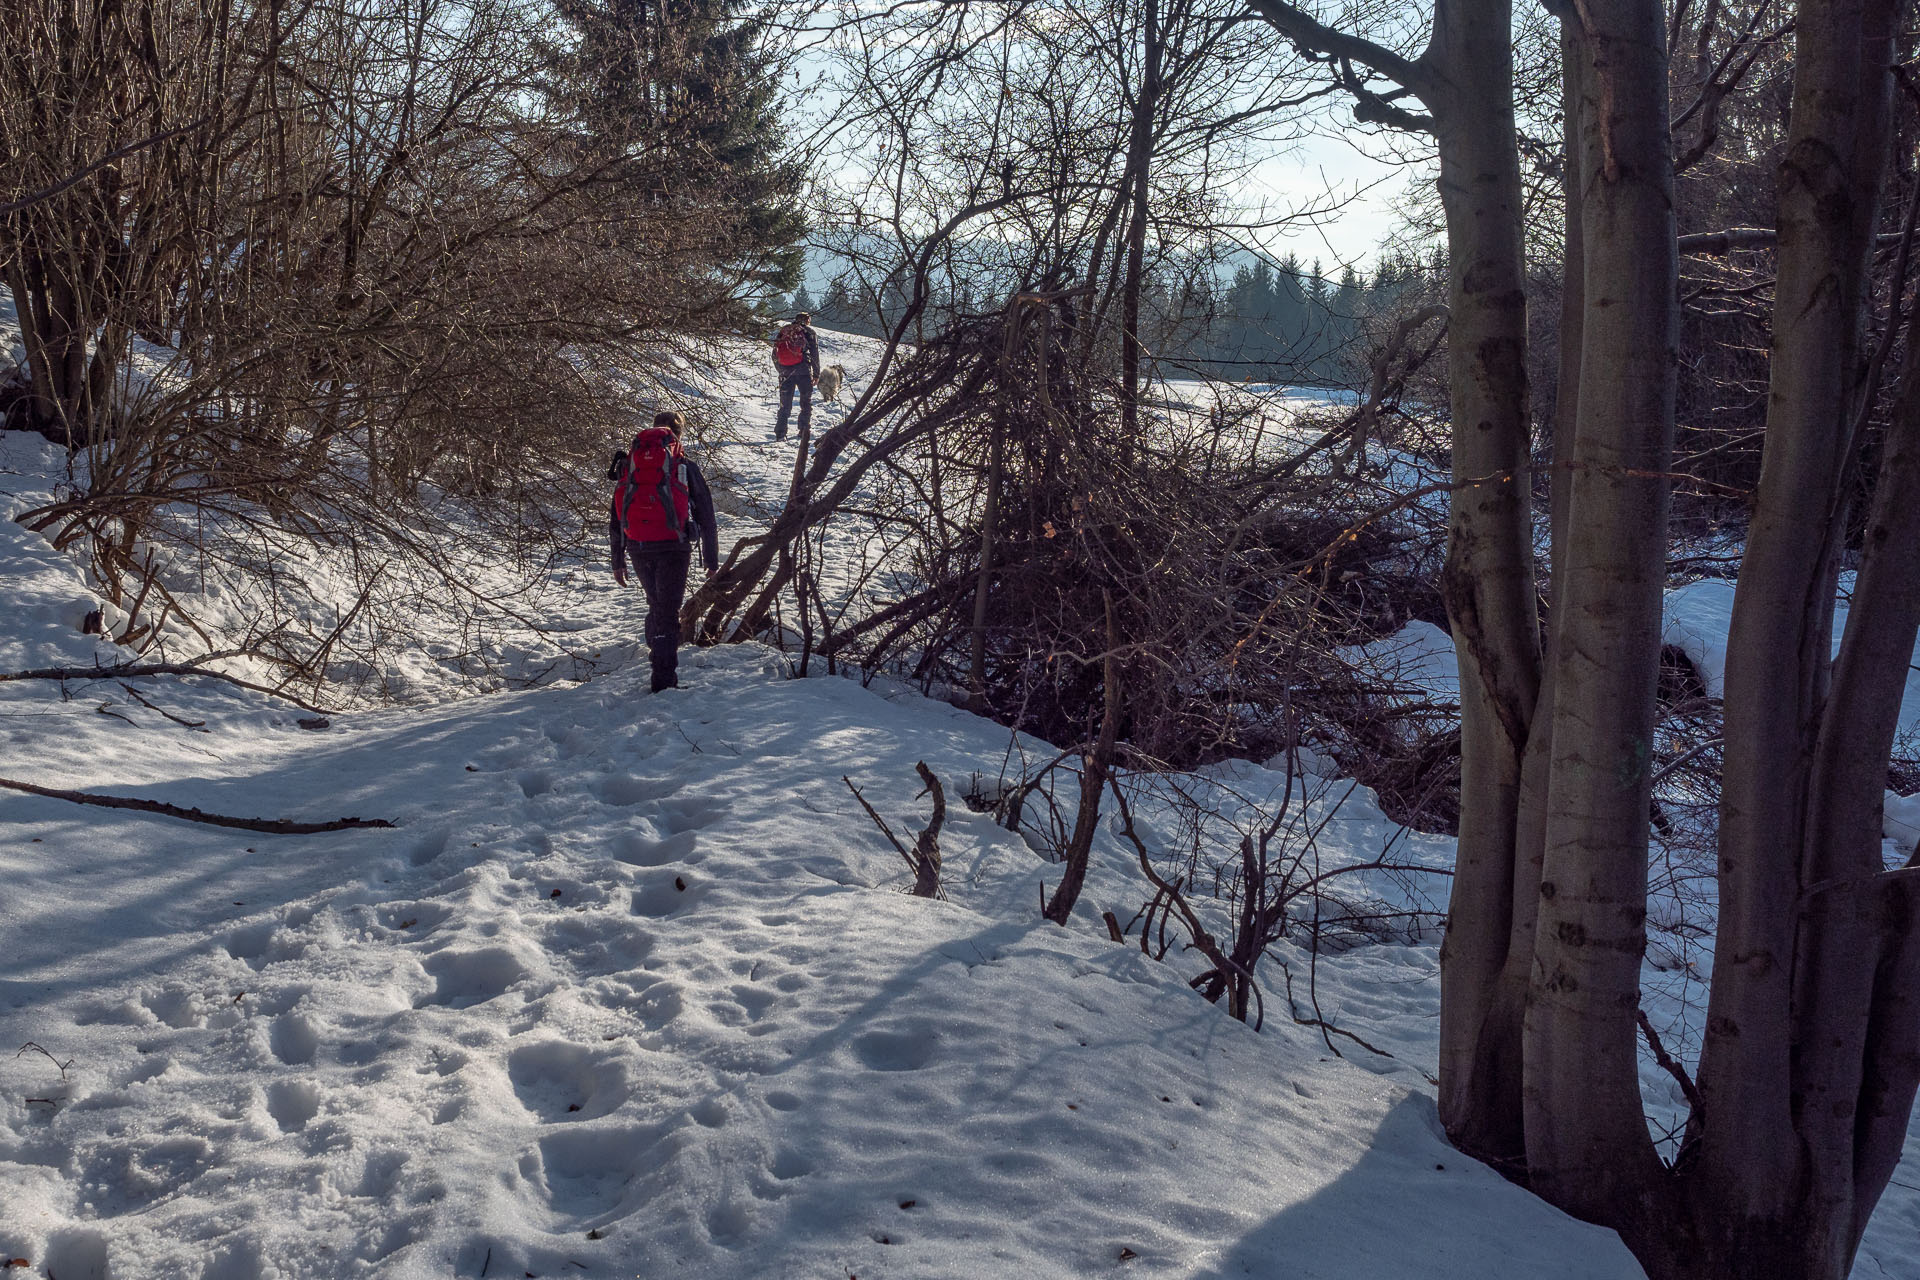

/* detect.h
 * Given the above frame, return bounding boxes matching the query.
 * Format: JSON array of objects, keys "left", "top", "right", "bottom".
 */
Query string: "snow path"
[{"left": 1, "top": 642, "right": 1644, "bottom": 1278}]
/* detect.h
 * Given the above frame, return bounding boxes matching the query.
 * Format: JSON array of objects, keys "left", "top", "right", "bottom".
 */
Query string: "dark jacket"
[
  {"left": 774, "top": 323, "right": 820, "bottom": 380},
  {"left": 608, "top": 448, "right": 719, "bottom": 574}
]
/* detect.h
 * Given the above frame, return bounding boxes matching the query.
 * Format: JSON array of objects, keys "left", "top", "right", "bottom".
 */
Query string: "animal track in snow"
[
  {"left": 541, "top": 916, "right": 655, "bottom": 976},
  {"left": 142, "top": 986, "right": 204, "bottom": 1030},
  {"left": 727, "top": 983, "right": 779, "bottom": 1021},
  {"left": 767, "top": 1149, "right": 812, "bottom": 1180},
  {"left": 226, "top": 920, "right": 313, "bottom": 970},
  {"left": 77, "top": 1136, "right": 213, "bottom": 1216},
  {"left": 225, "top": 923, "right": 275, "bottom": 966},
  {"left": 377, "top": 901, "right": 450, "bottom": 937},
  {"left": 516, "top": 769, "right": 555, "bottom": 798},
  {"left": 349, "top": 1147, "right": 409, "bottom": 1199},
  {"left": 409, "top": 827, "right": 451, "bottom": 866},
  {"left": 707, "top": 1197, "right": 754, "bottom": 1244},
  {"left": 41, "top": 1229, "right": 112, "bottom": 1280},
  {"left": 201, "top": 1237, "right": 266, "bottom": 1280},
  {"left": 628, "top": 980, "right": 685, "bottom": 1028}
]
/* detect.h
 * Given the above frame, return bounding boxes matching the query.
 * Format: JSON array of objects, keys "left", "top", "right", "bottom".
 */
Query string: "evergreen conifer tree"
[{"left": 539, "top": 0, "right": 805, "bottom": 305}]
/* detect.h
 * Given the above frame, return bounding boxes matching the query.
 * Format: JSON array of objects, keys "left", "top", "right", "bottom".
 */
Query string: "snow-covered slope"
[
  {"left": 4, "top": 333, "right": 1917, "bottom": 1280},
  {"left": 0, "top": 399, "right": 1655, "bottom": 1277},
  {"left": 0, "top": 638, "right": 1642, "bottom": 1279}
]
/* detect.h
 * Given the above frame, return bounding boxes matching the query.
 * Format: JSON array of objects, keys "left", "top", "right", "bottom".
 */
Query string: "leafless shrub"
[{"left": 2, "top": 0, "right": 797, "bottom": 690}]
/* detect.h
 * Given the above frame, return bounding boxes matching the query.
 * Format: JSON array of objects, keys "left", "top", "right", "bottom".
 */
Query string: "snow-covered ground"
[{"left": 1, "top": 333, "right": 1916, "bottom": 1278}]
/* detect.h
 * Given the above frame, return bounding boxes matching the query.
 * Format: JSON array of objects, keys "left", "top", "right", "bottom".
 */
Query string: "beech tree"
[{"left": 1251, "top": 0, "right": 1919, "bottom": 1277}]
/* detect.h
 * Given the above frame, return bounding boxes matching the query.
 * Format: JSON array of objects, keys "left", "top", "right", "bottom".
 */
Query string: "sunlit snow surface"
[{"left": 0, "top": 334, "right": 1913, "bottom": 1276}]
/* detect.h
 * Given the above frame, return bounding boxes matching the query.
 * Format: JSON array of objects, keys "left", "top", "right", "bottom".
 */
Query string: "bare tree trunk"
[
  {"left": 1246, "top": 0, "right": 1539, "bottom": 1162},
  {"left": 972, "top": 304, "right": 1022, "bottom": 712},
  {"left": 1042, "top": 594, "right": 1121, "bottom": 926},
  {"left": 1462, "top": 17, "right": 1588, "bottom": 1174},
  {"left": 1118, "top": 0, "right": 1161, "bottom": 448},
  {"left": 1423, "top": 0, "right": 1543, "bottom": 1167},
  {"left": 1521, "top": 0, "right": 1677, "bottom": 1228},
  {"left": 1695, "top": 0, "right": 1900, "bottom": 1263},
  {"left": 1794, "top": 322, "right": 1920, "bottom": 1277}
]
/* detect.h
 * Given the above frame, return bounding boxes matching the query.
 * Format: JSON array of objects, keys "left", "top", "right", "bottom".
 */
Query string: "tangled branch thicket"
[{"left": 1, "top": 0, "right": 801, "bottom": 695}]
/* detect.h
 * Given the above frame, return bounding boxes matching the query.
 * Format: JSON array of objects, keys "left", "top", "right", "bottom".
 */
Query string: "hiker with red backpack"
[
  {"left": 771, "top": 312, "right": 820, "bottom": 442},
  {"left": 609, "top": 411, "right": 720, "bottom": 693}
]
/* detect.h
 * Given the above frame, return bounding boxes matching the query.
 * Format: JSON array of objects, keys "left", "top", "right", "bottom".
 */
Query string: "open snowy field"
[{"left": 3, "top": 336, "right": 1919, "bottom": 1278}]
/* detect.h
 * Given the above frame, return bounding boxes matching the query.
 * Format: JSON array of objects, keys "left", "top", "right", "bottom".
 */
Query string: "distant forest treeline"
[{"left": 779, "top": 252, "right": 1443, "bottom": 387}]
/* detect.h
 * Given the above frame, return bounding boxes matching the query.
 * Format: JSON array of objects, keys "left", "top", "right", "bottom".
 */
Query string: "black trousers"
[
  {"left": 775, "top": 366, "right": 812, "bottom": 441},
  {"left": 627, "top": 540, "right": 691, "bottom": 691}
]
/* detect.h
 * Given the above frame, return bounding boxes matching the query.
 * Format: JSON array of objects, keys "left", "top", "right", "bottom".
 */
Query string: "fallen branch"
[
  {"left": 0, "top": 776, "right": 394, "bottom": 834},
  {"left": 118, "top": 682, "right": 210, "bottom": 731},
  {"left": 0, "top": 659, "right": 331, "bottom": 713}
]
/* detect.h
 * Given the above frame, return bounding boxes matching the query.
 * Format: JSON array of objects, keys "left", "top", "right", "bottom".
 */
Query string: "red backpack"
[
  {"left": 615, "top": 426, "right": 690, "bottom": 542},
  {"left": 774, "top": 324, "right": 808, "bottom": 367}
]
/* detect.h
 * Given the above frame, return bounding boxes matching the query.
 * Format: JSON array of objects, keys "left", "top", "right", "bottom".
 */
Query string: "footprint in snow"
[
  {"left": 659, "top": 794, "right": 724, "bottom": 834},
  {"left": 507, "top": 1039, "right": 629, "bottom": 1123},
  {"left": 408, "top": 827, "right": 451, "bottom": 866},
  {"left": 630, "top": 871, "right": 704, "bottom": 918},
  {"left": 613, "top": 827, "right": 699, "bottom": 867},
  {"left": 726, "top": 983, "right": 779, "bottom": 1021},
  {"left": 378, "top": 901, "right": 451, "bottom": 936},
  {"left": 851, "top": 1027, "right": 938, "bottom": 1072},
  {"left": 525, "top": 1123, "right": 665, "bottom": 1225},
  {"left": 595, "top": 773, "right": 679, "bottom": 807},
  {"left": 267, "top": 1079, "right": 321, "bottom": 1132},
  {"left": 269, "top": 1012, "right": 319, "bottom": 1065},
  {"left": 416, "top": 947, "right": 529, "bottom": 1008},
  {"left": 40, "top": 1229, "right": 111, "bottom": 1280}
]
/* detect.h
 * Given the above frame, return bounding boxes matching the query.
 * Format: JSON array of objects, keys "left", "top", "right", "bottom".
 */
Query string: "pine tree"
[{"left": 539, "top": 0, "right": 805, "bottom": 302}]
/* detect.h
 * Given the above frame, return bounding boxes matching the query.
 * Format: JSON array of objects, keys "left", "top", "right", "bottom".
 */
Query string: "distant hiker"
[
  {"left": 609, "top": 411, "right": 719, "bottom": 693},
  {"left": 771, "top": 312, "right": 820, "bottom": 442}
]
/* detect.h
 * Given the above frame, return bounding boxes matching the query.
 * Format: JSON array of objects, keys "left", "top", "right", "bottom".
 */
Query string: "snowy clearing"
[{"left": 2, "top": 335, "right": 1917, "bottom": 1278}]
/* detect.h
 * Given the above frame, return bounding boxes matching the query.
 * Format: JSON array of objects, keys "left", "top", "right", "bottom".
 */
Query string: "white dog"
[{"left": 816, "top": 363, "right": 846, "bottom": 403}]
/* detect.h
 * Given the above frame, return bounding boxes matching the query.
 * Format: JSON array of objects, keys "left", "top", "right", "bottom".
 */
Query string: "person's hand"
[{"left": 612, "top": 564, "right": 628, "bottom": 587}]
